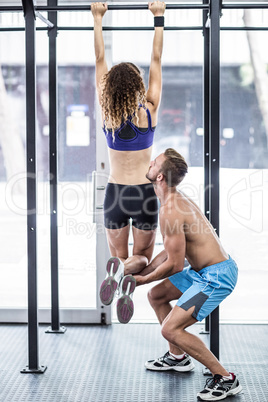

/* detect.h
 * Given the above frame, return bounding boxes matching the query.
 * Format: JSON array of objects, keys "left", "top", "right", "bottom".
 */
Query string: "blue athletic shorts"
[{"left": 168, "top": 256, "right": 238, "bottom": 322}]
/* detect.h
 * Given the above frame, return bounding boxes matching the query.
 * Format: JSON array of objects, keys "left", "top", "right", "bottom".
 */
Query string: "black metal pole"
[
  {"left": 20, "top": 0, "right": 46, "bottom": 374},
  {"left": 203, "top": 0, "right": 210, "bottom": 336},
  {"left": 45, "top": 0, "right": 66, "bottom": 335},
  {"left": 208, "top": 0, "right": 221, "bottom": 359}
]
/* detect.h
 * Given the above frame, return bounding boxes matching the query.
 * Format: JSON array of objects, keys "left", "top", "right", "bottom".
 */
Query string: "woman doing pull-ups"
[{"left": 91, "top": 1, "right": 166, "bottom": 323}]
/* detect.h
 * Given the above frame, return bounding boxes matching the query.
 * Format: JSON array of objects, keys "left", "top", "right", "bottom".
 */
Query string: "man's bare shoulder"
[{"left": 159, "top": 195, "right": 186, "bottom": 236}]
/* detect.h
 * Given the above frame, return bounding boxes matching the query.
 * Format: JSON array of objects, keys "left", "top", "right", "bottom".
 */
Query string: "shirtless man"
[{"left": 133, "top": 148, "right": 242, "bottom": 401}]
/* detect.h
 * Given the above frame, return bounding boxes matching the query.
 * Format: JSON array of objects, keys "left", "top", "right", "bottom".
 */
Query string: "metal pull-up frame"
[
  {"left": 18, "top": 0, "right": 220, "bottom": 374},
  {"left": 20, "top": 0, "right": 46, "bottom": 374},
  {"left": 0, "top": 0, "right": 264, "bottom": 373}
]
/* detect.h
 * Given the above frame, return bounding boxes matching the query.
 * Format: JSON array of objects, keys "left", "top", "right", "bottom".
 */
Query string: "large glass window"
[
  {"left": 56, "top": 31, "right": 97, "bottom": 309},
  {"left": 0, "top": 14, "right": 98, "bottom": 311},
  {"left": 0, "top": 6, "right": 204, "bottom": 320},
  {"left": 219, "top": 9, "right": 268, "bottom": 322},
  {"left": 0, "top": 26, "right": 27, "bottom": 309},
  {"left": 1, "top": 3, "right": 267, "bottom": 324}
]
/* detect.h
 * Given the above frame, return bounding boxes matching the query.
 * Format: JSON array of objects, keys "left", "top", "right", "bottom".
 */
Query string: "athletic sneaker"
[
  {"left": 116, "top": 275, "right": 136, "bottom": 324},
  {"left": 99, "top": 257, "right": 124, "bottom": 305},
  {"left": 145, "top": 351, "right": 195, "bottom": 372},
  {"left": 197, "top": 373, "right": 243, "bottom": 401}
]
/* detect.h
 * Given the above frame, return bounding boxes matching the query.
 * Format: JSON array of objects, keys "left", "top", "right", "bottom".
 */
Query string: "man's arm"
[
  {"left": 146, "top": 1, "right": 166, "bottom": 111},
  {"left": 134, "top": 228, "right": 186, "bottom": 286},
  {"left": 137, "top": 249, "right": 168, "bottom": 277},
  {"left": 91, "top": 2, "right": 108, "bottom": 104}
]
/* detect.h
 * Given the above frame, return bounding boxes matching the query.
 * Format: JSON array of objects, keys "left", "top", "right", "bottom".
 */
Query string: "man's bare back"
[{"left": 159, "top": 190, "right": 229, "bottom": 272}]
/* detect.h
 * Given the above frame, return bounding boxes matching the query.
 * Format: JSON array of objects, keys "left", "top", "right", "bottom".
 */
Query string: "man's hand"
[
  {"left": 148, "top": 1, "right": 166, "bottom": 17},
  {"left": 133, "top": 275, "right": 148, "bottom": 286},
  {"left": 91, "top": 2, "right": 108, "bottom": 19}
]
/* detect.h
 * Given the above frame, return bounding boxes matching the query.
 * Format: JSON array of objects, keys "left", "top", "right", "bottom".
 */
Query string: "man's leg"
[
  {"left": 145, "top": 279, "right": 195, "bottom": 371},
  {"left": 147, "top": 278, "right": 228, "bottom": 374},
  {"left": 162, "top": 305, "right": 243, "bottom": 400},
  {"left": 148, "top": 278, "right": 185, "bottom": 355},
  {"left": 147, "top": 267, "right": 242, "bottom": 399},
  {"left": 161, "top": 304, "right": 229, "bottom": 376}
]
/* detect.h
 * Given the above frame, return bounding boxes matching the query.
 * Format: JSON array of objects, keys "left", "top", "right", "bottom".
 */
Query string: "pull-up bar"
[
  {"left": 2, "top": 2, "right": 268, "bottom": 15},
  {"left": 1, "top": 2, "right": 268, "bottom": 13},
  {"left": 0, "top": 4, "right": 208, "bottom": 13},
  {"left": 2, "top": 25, "right": 268, "bottom": 32},
  {"left": 37, "top": 4, "right": 209, "bottom": 11},
  {"left": 223, "top": 3, "right": 268, "bottom": 9}
]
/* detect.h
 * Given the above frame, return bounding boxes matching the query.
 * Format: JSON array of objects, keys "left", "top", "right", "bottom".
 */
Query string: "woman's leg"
[
  {"left": 99, "top": 226, "right": 130, "bottom": 305},
  {"left": 113, "top": 226, "right": 156, "bottom": 323},
  {"left": 106, "top": 225, "right": 156, "bottom": 274},
  {"left": 123, "top": 226, "right": 157, "bottom": 275},
  {"left": 105, "top": 225, "right": 130, "bottom": 263}
]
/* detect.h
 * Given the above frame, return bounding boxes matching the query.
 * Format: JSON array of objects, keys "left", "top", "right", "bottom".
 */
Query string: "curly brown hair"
[{"left": 100, "top": 62, "right": 147, "bottom": 140}]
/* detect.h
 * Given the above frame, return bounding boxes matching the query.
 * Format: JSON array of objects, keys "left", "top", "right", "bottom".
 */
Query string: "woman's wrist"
[
  {"left": 154, "top": 16, "right": 164, "bottom": 27},
  {"left": 94, "top": 16, "right": 103, "bottom": 22}
]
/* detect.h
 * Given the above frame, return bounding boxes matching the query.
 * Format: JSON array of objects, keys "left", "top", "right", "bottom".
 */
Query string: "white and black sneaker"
[
  {"left": 145, "top": 351, "right": 195, "bottom": 372},
  {"left": 197, "top": 373, "right": 243, "bottom": 401}
]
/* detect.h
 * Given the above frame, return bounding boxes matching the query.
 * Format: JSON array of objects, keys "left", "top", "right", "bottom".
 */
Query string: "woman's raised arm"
[
  {"left": 146, "top": 1, "right": 166, "bottom": 111},
  {"left": 91, "top": 2, "right": 108, "bottom": 103}
]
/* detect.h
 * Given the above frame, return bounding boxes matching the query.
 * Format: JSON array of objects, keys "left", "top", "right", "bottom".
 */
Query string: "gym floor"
[{"left": 0, "top": 323, "right": 267, "bottom": 402}]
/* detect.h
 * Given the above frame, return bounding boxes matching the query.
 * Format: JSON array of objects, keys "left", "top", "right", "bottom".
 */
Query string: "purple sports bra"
[{"left": 103, "top": 107, "right": 156, "bottom": 151}]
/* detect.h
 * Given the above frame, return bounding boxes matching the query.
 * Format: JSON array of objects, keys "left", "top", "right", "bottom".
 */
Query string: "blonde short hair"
[{"left": 161, "top": 148, "right": 188, "bottom": 187}]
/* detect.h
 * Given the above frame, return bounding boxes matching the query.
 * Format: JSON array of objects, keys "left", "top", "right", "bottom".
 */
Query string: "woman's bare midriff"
[
  {"left": 108, "top": 147, "right": 153, "bottom": 185},
  {"left": 104, "top": 103, "right": 157, "bottom": 185}
]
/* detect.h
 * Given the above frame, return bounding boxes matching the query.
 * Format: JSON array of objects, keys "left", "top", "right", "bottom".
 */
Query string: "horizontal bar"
[
  {"left": 222, "top": 3, "right": 268, "bottom": 9},
  {"left": 0, "top": 26, "right": 203, "bottom": 31},
  {"left": 0, "top": 6, "right": 22, "bottom": 12},
  {"left": 2, "top": 3, "right": 268, "bottom": 13},
  {"left": 38, "top": 4, "right": 209, "bottom": 11},
  {"left": 221, "top": 26, "right": 268, "bottom": 31},
  {"left": 0, "top": 3, "right": 208, "bottom": 13},
  {"left": 0, "top": 27, "right": 45, "bottom": 31},
  {"left": 2, "top": 25, "right": 268, "bottom": 32},
  {"left": 59, "top": 25, "right": 203, "bottom": 31}
]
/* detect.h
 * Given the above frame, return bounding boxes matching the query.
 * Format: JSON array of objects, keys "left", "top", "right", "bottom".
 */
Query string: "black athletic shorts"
[{"left": 104, "top": 182, "right": 159, "bottom": 230}]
